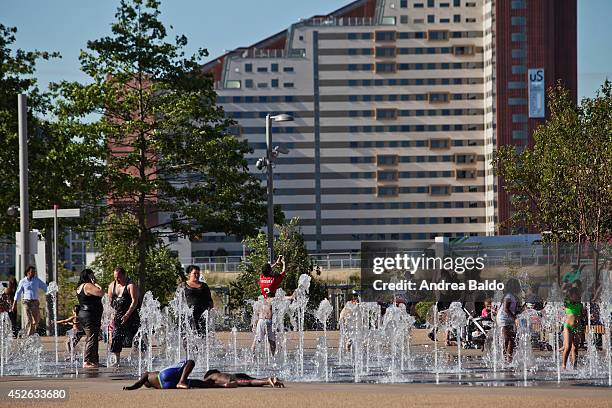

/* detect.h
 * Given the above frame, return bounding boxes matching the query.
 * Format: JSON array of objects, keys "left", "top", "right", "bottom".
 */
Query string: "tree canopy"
[
  {"left": 493, "top": 81, "right": 612, "bottom": 279},
  {"left": 0, "top": 24, "right": 103, "bottom": 242},
  {"left": 52, "top": 0, "right": 270, "bottom": 295}
]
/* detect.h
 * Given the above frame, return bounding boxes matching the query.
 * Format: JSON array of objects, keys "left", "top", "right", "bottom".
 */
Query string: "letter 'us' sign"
[{"left": 528, "top": 68, "right": 545, "bottom": 118}]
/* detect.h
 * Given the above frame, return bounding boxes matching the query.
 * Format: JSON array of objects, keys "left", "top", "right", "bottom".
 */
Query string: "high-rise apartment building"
[
  {"left": 495, "top": 0, "right": 577, "bottom": 233},
  {"left": 196, "top": 0, "right": 574, "bottom": 256}
]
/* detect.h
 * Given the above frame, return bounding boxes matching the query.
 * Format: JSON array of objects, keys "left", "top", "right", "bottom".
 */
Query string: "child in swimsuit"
[
  {"left": 562, "top": 287, "right": 584, "bottom": 369},
  {"left": 123, "top": 360, "right": 283, "bottom": 390},
  {"left": 124, "top": 360, "right": 227, "bottom": 390},
  {"left": 56, "top": 305, "right": 85, "bottom": 357}
]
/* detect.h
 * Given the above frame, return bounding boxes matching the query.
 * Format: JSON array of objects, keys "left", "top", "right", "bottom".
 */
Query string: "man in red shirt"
[{"left": 259, "top": 255, "right": 286, "bottom": 299}]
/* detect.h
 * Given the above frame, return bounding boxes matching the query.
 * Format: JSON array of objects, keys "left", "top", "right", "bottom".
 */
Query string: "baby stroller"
[
  {"left": 428, "top": 306, "right": 491, "bottom": 349},
  {"left": 448, "top": 307, "right": 492, "bottom": 349}
]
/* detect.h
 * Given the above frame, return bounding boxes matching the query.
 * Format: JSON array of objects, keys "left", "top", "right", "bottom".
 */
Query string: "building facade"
[
  {"left": 494, "top": 0, "right": 577, "bottom": 233},
  {"left": 196, "top": 0, "right": 575, "bottom": 256}
]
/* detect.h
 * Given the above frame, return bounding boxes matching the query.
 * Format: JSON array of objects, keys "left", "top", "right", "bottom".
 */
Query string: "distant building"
[{"left": 200, "top": 0, "right": 501, "bottom": 255}]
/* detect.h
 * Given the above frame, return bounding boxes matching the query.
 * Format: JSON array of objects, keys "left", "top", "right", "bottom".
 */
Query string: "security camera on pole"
[{"left": 256, "top": 113, "right": 293, "bottom": 263}]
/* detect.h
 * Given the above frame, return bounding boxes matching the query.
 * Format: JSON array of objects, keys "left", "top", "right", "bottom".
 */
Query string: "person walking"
[
  {"left": 182, "top": 265, "right": 213, "bottom": 336},
  {"left": 107, "top": 267, "right": 139, "bottom": 367},
  {"left": 76, "top": 268, "right": 103, "bottom": 368},
  {"left": 11, "top": 266, "right": 49, "bottom": 336}
]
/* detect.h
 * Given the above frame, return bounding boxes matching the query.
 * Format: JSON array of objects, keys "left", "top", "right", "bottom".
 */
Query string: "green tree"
[
  {"left": 91, "top": 213, "right": 182, "bottom": 304},
  {"left": 0, "top": 24, "right": 103, "bottom": 243},
  {"left": 229, "top": 218, "right": 327, "bottom": 318},
  {"left": 493, "top": 81, "right": 612, "bottom": 282},
  {"left": 53, "top": 0, "right": 269, "bottom": 298}
]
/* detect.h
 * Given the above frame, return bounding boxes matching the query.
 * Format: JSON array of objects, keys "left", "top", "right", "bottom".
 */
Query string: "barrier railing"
[{"left": 182, "top": 252, "right": 595, "bottom": 274}]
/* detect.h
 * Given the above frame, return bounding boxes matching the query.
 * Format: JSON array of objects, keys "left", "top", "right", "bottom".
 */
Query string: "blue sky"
[{"left": 2, "top": 0, "right": 611, "bottom": 99}]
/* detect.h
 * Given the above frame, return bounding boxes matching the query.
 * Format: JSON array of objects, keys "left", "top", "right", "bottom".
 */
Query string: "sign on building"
[{"left": 528, "top": 68, "right": 545, "bottom": 118}]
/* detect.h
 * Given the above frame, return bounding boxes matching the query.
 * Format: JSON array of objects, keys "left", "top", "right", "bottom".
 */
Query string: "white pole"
[
  {"left": 18, "top": 94, "right": 29, "bottom": 279},
  {"left": 53, "top": 204, "right": 58, "bottom": 363}
]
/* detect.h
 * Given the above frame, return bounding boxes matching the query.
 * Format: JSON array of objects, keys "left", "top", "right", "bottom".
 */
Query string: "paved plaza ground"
[{"left": 1, "top": 377, "right": 611, "bottom": 408}]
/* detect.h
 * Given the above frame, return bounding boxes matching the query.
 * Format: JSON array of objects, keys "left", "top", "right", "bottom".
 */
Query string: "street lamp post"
[
  {"left": 261, "top": 113, "right": 293, "bottom": 263},
  {"left": 18, "top": 94, "right": 29, "bottom": 281}
]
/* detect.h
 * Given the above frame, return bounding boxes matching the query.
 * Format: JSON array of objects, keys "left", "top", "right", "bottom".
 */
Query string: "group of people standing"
[{"left": 1, "top": 263, "right": 215, "bottom": 370}]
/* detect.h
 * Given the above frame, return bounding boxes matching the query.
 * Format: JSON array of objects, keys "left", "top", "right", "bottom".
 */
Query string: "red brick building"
[{"left": 495, "top": 0, "right": 577, "bottom": 233}]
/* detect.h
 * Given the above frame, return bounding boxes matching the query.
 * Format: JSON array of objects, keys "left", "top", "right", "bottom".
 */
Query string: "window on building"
[
  {"left": 512, "top": 130, "right": 528, "bottom": 140},
  {"left": 377, "top": 155, "right": 399, "bottom": 166},
  {"left": 511, "top": 16, "right": 527, "bottom": 26},
  {"left": 511, "top": 64, "right": 527, "bottom": 74},
  {"left": 511, "top": 0, "right": 527, "bottom": 9},
  {"left": 244, "top": 79, "right": 253, "bottom": 88},
  {"left": 414, "top": 3, "right": 424, "bottom": 8},
  {"left": 283, "top": 82, "right": 294, "bottom": 88},
  {"left": 456, "top": 169, "right": 477, "bottom": 179},
  {"left": 428, "top": 92, "right": 450, "bottom": 103},
  {"left": 375, "top": 31, "right": 396, "bottom": 42},
  {"left": 400, "top": 0, "right": 408, "bottom": 7},
  {"left": 376, "top": 108, "right": 397, "bottom": 120},
  {"left": 400, "top": 15, "right": 408, "bottom": 24},
  {"left": 430, "top": 185, "right": 450, "bottom": 195},
  {"left": 271, "top": 63, "right": 279, "bottom": 72},
  {"left": 382, "top": 16, "right": 396, "bottom": 25},
  {"left": 512, "top": 113, "right": 528, "bottom": 123},
  {"left": 427, "top": 0, "right": 435, "bottom": 6},
  {"left": 453, "top": 14, "right": 461, "bottom": 22},
  {"left": 257, "top": 67, "right": 268, "bottom": 73},
  {"left": 508, "top": 81, "right": 526, "bottom": 89},
  {"left": 378, "top": 186, "right": 399, "bottom": 197},
  {"left": 376, "top": 47, "right": 396, "bottom": 57},
  {"left": 414, "top": 18, "right": 425, "bottom": 23},
  {"left": 377, "top": 170, "right": 399, "bottom": 181},
  {"left": 257, "top": 82, "right": 268, "bottom": 88},
  {"left": 427, "top": 15, "right": 435, "bottom": 23},
  {"left": 508, "top": 97, "right": 527, "bottom": 105},
  {"left": 428, "top": 30, "right": 449, "bottom": 40},
  {"left": 271, "top": 79, "right": 279, "bottom": 88},
  {"left": 453, "top": 45, "right": 474, "bottom": 55},
  {"left": 228, "top": 125, "right": 242, "bottom": 136},
  {"left": 283, "top": 66, "right": 294, "bottom": 72},
  {"left": 376, "top": 62, "right": 396, "bottom": 73},
  {"left": 225, "top": 80, "right": 241, "bottom": 89},
  {"left": 455, "top": 154, "right": 476, "bottom": 164},
  {"left": 453, "top": 0, "right": 460, "bottom": 5},
  {"left": 466, "top": 2, "right": 476, "bottom": 6},
  {"left": 440, "top": 2, "right": 449, "bottom": 7},
  {"left": 511, "top": 32, "right": 526, "bottom": 42},
  {"left": 430, "top": 139, "right": 450, "bottom": 149},
  {"left": 244, "top": 63, "right": 252, "bottom": 72},
  {"left": 511, "top": 48, "right": 526, "bottom": 58}
]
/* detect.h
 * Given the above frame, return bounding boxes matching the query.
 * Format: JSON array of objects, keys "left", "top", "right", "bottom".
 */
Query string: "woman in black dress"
[
  {"left": 182, "top": 265, "right": 213, "bottom": 336},
  {"left": 76, "top": 269, "right": 103, "bottom": 368},
  {"left": 107, "top": 267, "right": 139, "bottom": 366}
]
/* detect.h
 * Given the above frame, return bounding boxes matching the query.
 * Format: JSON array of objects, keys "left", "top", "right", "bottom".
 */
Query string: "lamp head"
[
  {"left": 273, "top": 145, "right": 290, "bottom": 155},
  {"left": 255, "top": 157, "right": 267, "bottom": 170},
  {"left": 271, "top": 113, "right": 293, "bottom": 122},
  {"left": 7, "top": 206, "right": 19, "bottom": 217}
]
